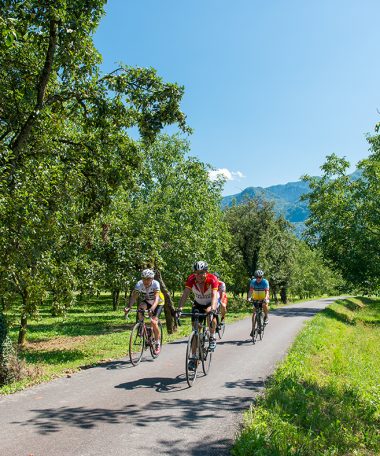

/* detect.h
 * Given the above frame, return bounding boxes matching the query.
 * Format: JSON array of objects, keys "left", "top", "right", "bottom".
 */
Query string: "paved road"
[{"left": 0, "top": 297, "right": 339, "bottom": 456}]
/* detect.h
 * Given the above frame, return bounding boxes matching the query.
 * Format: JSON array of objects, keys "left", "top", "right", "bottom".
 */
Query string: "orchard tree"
[
  {"left": 0, "top": 1, "right": 189, "bottom": 345},
  {"left": 303, "top": 128, "right": 380, "bottom": 292}
]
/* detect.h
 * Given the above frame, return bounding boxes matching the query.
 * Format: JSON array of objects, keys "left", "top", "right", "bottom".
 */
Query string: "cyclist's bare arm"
[
  {"left": 125, "top": 290, "right": 139, "bottom": 313},
  {"left": 211, "top": 288, "right": 218, "bottom": 312}
]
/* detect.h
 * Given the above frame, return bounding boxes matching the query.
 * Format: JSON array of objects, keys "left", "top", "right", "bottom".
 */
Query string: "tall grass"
[{"left": 232, "top": 297, "right": 380, "bottom": 456}]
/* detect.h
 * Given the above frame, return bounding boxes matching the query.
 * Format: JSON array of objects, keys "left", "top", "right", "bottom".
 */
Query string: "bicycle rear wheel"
[
  {"left": 129, "top": 322, "right": 145, "bottom": 366},
  {"left": 185, "top": 331, "right": 198, "bottom": 387},
  {"left": 201, "top": 329, "right": 212, "bottom": 375},
  {"left": 150, "top": 321, "right": 163, "bottom": 359}
]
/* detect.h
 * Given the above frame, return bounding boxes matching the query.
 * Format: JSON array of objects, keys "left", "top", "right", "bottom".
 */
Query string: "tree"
[
  {"left": 224, "top": 197, "right": 296, "bottom": 302},
  {"left": 303, "top": 131, "right": 380, "bottom": 292},
  {"left": 0, "top": 1, "right": 190, "bottom": 345}
]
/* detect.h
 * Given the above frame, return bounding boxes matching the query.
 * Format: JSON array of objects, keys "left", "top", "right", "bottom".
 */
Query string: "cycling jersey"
[
  {"left": 217, "top": 280, "right": 228, "bottom": 305},
  {"left": 249, "top": 278, "right": 269, "bottom": 301},
  {"left": 134, "top": 279, "right": 163, "bottom": 305},
  {"left": 185, "top": 273, "right": 219, "bottom": 306}
]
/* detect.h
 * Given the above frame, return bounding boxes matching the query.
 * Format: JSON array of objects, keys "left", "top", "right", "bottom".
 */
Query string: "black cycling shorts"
[
  {"left": 192, "top": 301, "right": 211, "bottom": 324},
  {"left": 139, "top": 301, "right": 164, "bottom": 318}
]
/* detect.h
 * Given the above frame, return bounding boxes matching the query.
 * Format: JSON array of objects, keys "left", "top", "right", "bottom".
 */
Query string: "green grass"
[
  {"left": 1, "top": 294, "right": 254, "bottom": 394},
  {"left": 232, "top": 296, "right": 380, "bottom": 456}
]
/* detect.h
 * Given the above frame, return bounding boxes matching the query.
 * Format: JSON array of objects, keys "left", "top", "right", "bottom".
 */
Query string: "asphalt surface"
[{"left": 0, "top": 297, "right": 339, "bottom": 456}]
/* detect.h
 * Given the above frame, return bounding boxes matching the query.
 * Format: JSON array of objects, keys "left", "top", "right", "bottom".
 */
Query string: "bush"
[{"left": 0, "top": 313, "right": 28, "bottom": 385}]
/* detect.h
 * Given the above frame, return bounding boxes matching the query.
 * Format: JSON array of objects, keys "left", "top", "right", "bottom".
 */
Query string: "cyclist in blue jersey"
[{"left": 247, "top": 269, "right": 270, "bottom": 337}]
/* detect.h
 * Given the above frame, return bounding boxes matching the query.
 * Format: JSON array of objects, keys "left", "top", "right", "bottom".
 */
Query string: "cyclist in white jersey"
[{"left": 125, "top": 269, "right": 164, "bottom": 354}]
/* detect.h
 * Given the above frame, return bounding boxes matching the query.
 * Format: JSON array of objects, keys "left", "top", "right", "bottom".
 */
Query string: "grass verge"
[{"left": 232, "top": 296, "right": 380, "bottom": 456}]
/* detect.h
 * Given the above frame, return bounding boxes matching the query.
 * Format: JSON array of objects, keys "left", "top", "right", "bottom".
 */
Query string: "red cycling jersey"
[{"left": 185, "top": 273, "right": 219, "bottom": 306}]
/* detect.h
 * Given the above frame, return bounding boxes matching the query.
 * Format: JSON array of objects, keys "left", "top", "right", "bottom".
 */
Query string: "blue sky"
[{"left": 94, "top": 0, "right": 380, "bottom": 196}]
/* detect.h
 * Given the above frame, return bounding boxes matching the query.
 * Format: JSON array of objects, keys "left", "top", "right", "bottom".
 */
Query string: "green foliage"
[
  {"left": 303, "top": 129, "right": 380, "bottom": 291},
  {"left": 0, "top": 1, "right": 190, "bottom": 343},
  {"left": 232, "top": 297, "right": 380, "bottom": 455}
]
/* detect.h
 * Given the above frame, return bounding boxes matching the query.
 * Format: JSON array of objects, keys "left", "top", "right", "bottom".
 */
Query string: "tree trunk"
[
  {"left": 17, "top": 291, "right": 29, "bottom": 346},
  {"left": 112, "top": 289, "right": 120, "bottom": 311},
  {"left": 280, "top": 287, "right": 288, "bottom": 304},
  {"left": 18, "top": 314, "right": 27, "bottom": 347},
  {"left": 154, "top": 270, "right": 176, "bottom": 334}
]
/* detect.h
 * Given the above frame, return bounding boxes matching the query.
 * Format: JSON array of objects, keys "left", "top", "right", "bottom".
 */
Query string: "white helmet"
[
  {"left": 254, "top": 269, "right": 264, "bottom": 278},
  {"left": 193, "top": 261, "right": 208, "bottom": 272},
  {"left": 141, "top": 269, "right": 155, "bottom": 279}
]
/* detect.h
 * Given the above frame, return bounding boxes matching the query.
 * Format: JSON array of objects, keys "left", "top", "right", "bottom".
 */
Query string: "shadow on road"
[
  {"left": 272, "top": 306, "right": 322, "bottom": 318},
  {"left": 15, "top": 394, "right": 254, "bottom": 435},
  {"left": 115, "top": 374, "right": 188, "bottom": 393}
]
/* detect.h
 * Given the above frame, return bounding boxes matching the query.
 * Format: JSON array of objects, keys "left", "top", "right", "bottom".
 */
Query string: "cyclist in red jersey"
[{"left": 177, "top": 261, "right": 219, "bottom": 370}]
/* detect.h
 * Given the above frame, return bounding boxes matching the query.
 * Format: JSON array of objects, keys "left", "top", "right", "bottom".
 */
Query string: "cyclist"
[
  {"left": 177, "top": 261, "right": 219, "bottom": 370},
  {"left": 124, "top": 269, "right": 164, "bottom": 355},
  {"left": 213, "top": 272, "right": 228, "bottom": 327},
  {"left": 247, "top": 269, "right": 270, "bottom": 337}
]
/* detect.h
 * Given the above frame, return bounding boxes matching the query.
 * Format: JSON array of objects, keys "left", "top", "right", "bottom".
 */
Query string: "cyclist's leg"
[
  {"left": 151, "top": 305, "right": 163, "bottom": 351},
  {"left": 191, "top": 304, "right": 202, "bottom": 355},
  {"left": 220, "top": 301, "right": 227, "bottom": 322}
]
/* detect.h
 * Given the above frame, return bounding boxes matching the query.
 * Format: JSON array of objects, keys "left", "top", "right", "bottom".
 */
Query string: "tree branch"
[{"left": 11, "top": 18, "right": 58, "bottom": 155}]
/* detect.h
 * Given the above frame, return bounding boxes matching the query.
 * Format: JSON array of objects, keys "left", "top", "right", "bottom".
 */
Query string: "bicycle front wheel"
[
  {"left": 256, "top": 311, "right": 263, "bottom": 341},
  {"left": 150, "top": 321, "right": 163, "bottom": 359},
  {"left": 201, "top": 329, "right": 212, "bottom": 375},
  {"left": 129, "top": 322, "right": 145, "bottom": 366},
  {"left": 185, "top": 331, "right": 198, "bottom": 387}
]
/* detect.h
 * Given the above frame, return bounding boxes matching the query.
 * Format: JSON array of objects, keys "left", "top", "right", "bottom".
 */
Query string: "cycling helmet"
[
  {"left": 141, "top": 269, "right": 155, "bottom": 279},
  {"left": 193, "top": 261, "right": 208, "bottom": 272},
  {"left": 213, "top": 272, "right": 220, "bottom": 279},
  {"left": 254, "top": 269, "right": 264, "bottom": 278}
]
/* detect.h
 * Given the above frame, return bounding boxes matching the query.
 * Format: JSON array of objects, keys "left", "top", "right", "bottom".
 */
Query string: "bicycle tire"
[
  {"left": 201, "top": 328, "right": 212, "bottom": 375},
  {"left": 259, "top": 312, "right": 265, "bottom": 339},
  {"left": 129, "top": 322, "right": 145, "bottom": 366},
  {"left": 252, "top": 311, "right": 261, "bottom": 344},
  {"left": 185, "top": 331, "right": 198, "bottom": 387},
  {"left": 150, "top": 321, "right": 163, "bottom": 359},
  {"left": 256, "top": 311, "right": 263, "bottom": 341}
]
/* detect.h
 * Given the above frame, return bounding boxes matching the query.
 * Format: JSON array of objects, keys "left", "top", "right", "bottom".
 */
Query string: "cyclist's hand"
[
  {"left": 124, "top": 307, "right": 130, "bottom": 315},
  {"left": 247, "top": 298, "right": 252, "bottom": 303},
  {"left": 265, "top": 298, "right": 270, "bottom": 304},
  {"left": 148, "top": 309, "right": 153, "bottom": 318},
  {"left": 175, "top": 310, "right": 182, "bottom": 326}
]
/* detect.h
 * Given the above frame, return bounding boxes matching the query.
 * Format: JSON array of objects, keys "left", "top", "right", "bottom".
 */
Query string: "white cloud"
[{"left": 209, "top": 168, "right": 245, "bottom": 181}]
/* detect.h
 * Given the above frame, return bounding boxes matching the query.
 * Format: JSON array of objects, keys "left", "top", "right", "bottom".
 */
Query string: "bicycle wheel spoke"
[{"left": 129, "top": 323, "right": 145, "bottom": 366}]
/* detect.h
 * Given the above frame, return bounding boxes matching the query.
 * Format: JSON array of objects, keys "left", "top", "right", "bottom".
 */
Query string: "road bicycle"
[
  {"left": 126, "top": 309, "right": 163, "bottom": 366},
  {"left": 251, "top": 300, "right": 266, "bottom": 344},
  {"left": 177, "top": 310, "right": 213, "bottom": 387}
]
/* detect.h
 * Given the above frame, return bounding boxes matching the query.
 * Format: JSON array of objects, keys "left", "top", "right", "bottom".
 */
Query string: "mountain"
[
  {"left": 221, "top": 169, "right": 362, "bottom": 236},
  {"left": 222, "top": 180, "right": 310, "bottom": 231}
]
